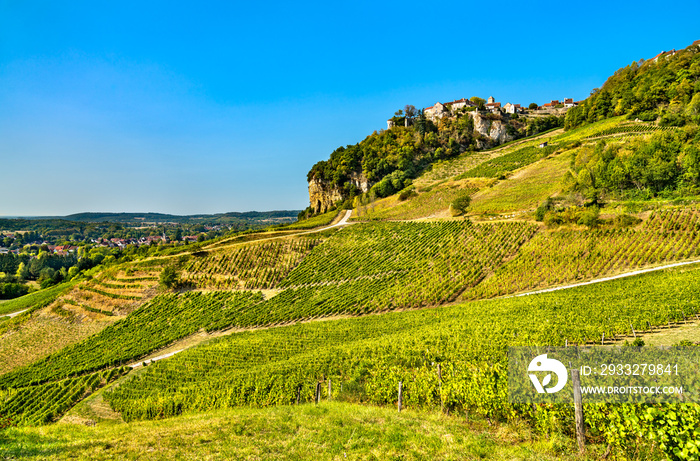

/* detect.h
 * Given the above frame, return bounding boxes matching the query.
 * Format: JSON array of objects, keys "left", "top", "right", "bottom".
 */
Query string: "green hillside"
[{"left": 3, "top": 40, "right": 700, "bottom": 461}]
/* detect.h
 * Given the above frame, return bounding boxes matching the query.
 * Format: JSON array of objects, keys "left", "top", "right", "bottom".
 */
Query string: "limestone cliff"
[
  {"left": 308, "top": 179, "right": 344, "bottom": 214},
  {"left": 308, "top": 171, "right": 371, "bottom": 213},
  {"left": 470, "top": 112, "right": 514, "bottom": 145}
]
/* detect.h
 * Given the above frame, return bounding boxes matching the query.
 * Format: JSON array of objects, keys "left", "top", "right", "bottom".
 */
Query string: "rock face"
[
  {"left": 308, "top": 171, "right": 371, "bottom": 213},
  {"left": 309, "top": 112, "right": 515, "bottom": 211},
  {"left": 308, "top": 179, "right": 344, "bottom": 214},
  {"left": 470, "top": 112, "right": 514, "bottom": 145}
]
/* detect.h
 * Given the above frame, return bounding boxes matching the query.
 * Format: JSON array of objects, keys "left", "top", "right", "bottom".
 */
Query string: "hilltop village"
[{"left": 388, "top": 96, "right": 581, "bottom": 128}]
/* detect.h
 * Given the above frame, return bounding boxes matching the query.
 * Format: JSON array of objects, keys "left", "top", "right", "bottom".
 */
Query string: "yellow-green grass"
[
  {"left": 355, "top": 178, "right": 481, "bottom": 221},
  {"left": 282, "top": 210, "right": 340, "bottom": 230},
  {"left": 415, "top": 151, "right": 492, "bottom": 185},
  {"left": 468, "top": 149, "right": 574, "bottom": 214},
  {"left": 0, "top": 304, "right": 117, "bottom": 375},
  {"left": 0, "top": 402, "right": 608, "bottom": 461}
]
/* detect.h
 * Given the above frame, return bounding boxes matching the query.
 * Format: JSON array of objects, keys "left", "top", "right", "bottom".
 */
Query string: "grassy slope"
[
  {"left": 0, "top": 283, "right": 75, "bottom": 317},
  {"left": 468, "top": 148, "right": 573, "bottom": 214},
  {"left": 354, "top": 116, "right": 639, "bottom": 222},
  {"left": 1, "top": 402, "right": 603, "bottom": 461}
]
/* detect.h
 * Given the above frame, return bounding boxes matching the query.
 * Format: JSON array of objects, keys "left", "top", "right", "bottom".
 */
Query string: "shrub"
[
  {"left": 614, "top": 214, "right": 642, "bottom": 228},
  {"left": 577, "top": 208, "right": 600, "bottom": 228},
  {"left": 449, "top": 193, "right": 472, "bottom": 216},
  {"left": 398, "top": 188, "right": 418, "bottom": 201},
  {"left": 159, "top": 266, "right": 180, "bottom": 290},
  {"left": 534, "top": 197, "right": 554, "bottom": 222}
]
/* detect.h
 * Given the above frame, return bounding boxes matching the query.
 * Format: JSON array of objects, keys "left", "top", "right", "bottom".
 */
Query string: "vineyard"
[
  {"left": 585, "top": 123, "right": 676, "bottom": 139},
  {"left": 458, "top": 144, "right": 557, "bottom": 179},
  {"left": 282, "top": 210, "right": 339, "bottom": 230},
  {"left": 466, "top": 207, "right": 700, "bottom": 299},
  {"left": 0, "top": 291, "right": 263, "bottom": 391},
  {"left": 0, "top": 368, "right": 128, "bottom": 425},
  {"left": 180, "top": 237, "right": 322, "bottom": 289},
  {"left": 102, "top": 263, "right": 700, "bottom": 458},
  {"left": 282, "top": 221, "right": 535, "bottom": 286},
  {"left": 0, "top": 282, "right": 76, "bottom": 318}
]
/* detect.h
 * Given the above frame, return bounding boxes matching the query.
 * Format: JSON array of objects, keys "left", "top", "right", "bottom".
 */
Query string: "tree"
[
  {"left": 159, "top": 266, "right": 180, "bottom": 290},
  {"left": 404, "top": 105, "right": 417, "bottom": 119},
  {"left": 528, "top": 102, "right": 538, "bottom": 110},
  {"left": 15, "top": 262, "right": 28, "bottom": 281},
  {"left": 470, "top": 97, "right": 486, "bottom": 110}
]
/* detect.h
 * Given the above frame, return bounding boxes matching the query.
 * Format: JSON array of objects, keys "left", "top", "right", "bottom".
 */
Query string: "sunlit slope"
[
  {"left": 357, "top": 116, "right": 680, "bottom": 221},
  {"left": 104, "top": 263, "right": 700, "bottom": 421},
  {"left": 5, "top": 206, "right": 700, "bottom": 426}
]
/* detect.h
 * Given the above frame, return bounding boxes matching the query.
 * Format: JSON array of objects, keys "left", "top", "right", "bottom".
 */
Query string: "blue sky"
[{"left": 1, "top": 1, "right": 699, "bottom": 216}]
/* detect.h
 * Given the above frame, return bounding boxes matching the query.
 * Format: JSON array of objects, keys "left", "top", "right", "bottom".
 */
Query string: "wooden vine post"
[
  {"left": 315, "top": 382, "right": 321, "bottom": 405},
  {"left": 397, "top": 381, "right": 403, "bottom": 413},
  {"left": 437, "top": 363, "right": 444, "bottom": 411},
  {"left": 571, "top": 369, "right": 585, "bottom": 453}
]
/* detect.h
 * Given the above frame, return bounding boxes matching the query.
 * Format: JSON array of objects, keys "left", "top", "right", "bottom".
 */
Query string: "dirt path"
[
  {"left": 129, "top": 349, "right": 184, "bottom": 368},
  {"left": 3, "top": 308, "right": 29, "bottom": 318},
  {"left": 515, "top": 259, "right": 700, "bottom": 297}
]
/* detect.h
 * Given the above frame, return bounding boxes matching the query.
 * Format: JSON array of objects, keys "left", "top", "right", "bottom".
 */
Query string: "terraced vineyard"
[
  {"left": 0, "top": 368, "right": 127, "bottom": 425},
  {"left": 103, "top": 263, "right": 700, "bottom": 460},
  {"left": 181, "top": 237, "right": 322, "bottom": 289},
  {"left": 466, "top": 207, "right": 700, "bottom": 299},
  {"left": 62, "top": 271, "right": 157, "bottom": 316},
  {"left": 0, "top": 291, "right": 263, "bottom": 391}
]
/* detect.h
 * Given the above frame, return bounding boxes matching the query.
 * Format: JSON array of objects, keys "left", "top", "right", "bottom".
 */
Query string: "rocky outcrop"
[
  {"left": 349, "top": 171, "right": 371, "bottom": 194},
  {"left": 309, "top": 112, "right": 516, "bottom": 211},
  {"left": 308, "top": 179, "right": 344, "bottom": 214},
  {"left": 469, "top": 112, "right": 514, "bottom": 145},
  {"left": 308, "top": 172, "right": 371, "bottom": 213}
]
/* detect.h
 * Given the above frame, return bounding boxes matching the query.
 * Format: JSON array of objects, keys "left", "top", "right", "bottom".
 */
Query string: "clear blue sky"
[{"left": 1, "top": 1, "right": 698, "bottom": 216}]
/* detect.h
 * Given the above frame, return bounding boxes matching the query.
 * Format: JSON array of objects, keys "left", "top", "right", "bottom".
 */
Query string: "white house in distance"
[
  {"left": 423, "top": 97, "right": 477, "bottom": 121},
  {"left": 503, "top": 102, "right": 521, "bottom": 114}
]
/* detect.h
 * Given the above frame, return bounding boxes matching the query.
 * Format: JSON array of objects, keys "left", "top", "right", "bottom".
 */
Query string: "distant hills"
[{"left": 4, "top": 210, "right": 301, "bottom": 225}]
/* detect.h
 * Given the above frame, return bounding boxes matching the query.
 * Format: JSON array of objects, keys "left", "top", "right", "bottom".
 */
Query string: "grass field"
[
  {"left": 0, "top": 308, "right": 116, "bottom": 375},
  {"left": 0, "top": 402, "right": 606, "bottom": 461},
  {"left": 355, "top": 179, "right": 480, "bottom": 221},
  {"left": 468, "top": 149, "right": 574, "bottom": 214}
]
